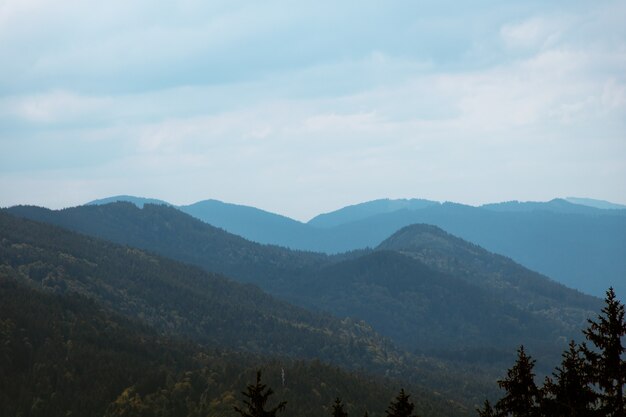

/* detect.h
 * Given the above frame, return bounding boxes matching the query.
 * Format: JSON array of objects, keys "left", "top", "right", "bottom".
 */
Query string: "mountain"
[
  {"left": 87, "top": 194, "right": 172, "bottom": 207},
  {"left": 0, "top": 276, "right": 464, "bottom": 417},
  {"left": 6, "top": 203, "right": 328, "bottom": 292},
  {"left": 479, "top": 198, "right": 610, "bottom": 214},
  {"left": 0, "top": 210, "right": 397, "bottom": 371},
  {"left": 0, "top": 209, "right": 492, "bottom": 408},
  {"left": 304, "top": 201, "right": 626, "bottom": 297},
  {"left": 6, "top": 204, "right": 601, "bottom": 370},
  {"left": 286, "top": 225, "right": 601, "bottom": 367},
  {"left": 565, "top": 196, "right": 626, "bottom": 210},
  {"left": 308, "top": 198, "right": 439, "bottom": 228},
  {"left": 178, "top": 199, "right": 313, "bottom": 248},
  {"left": 81, "top": 195, "right": 626, "bottom": 297}
]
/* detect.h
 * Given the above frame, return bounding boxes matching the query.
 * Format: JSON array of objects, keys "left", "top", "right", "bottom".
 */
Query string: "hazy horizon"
[{"left": 1, "top": 1, "right": 625, "bottom": 220}]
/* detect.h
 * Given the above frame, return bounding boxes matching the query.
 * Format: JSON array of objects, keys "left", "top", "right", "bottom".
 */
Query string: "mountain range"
[
  {"left": 2, "top": 196, "right": 619, "bottom": 415},
  {"left": 85, "top": 195, "right": 626, "bottom": 297},
  {"left": 0, "top": 210, "right": 471, "bottom": 416},
  {"left": 6, "top": 203, "right": 601, "bottom": 365}
]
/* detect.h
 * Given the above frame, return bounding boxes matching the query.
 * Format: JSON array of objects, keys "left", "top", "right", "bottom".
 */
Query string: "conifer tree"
[
  {"left": 495, "top": 346, "right": 540, "bottom": 417},
  {"left": 386, "top": 389, "right": 418, "bottom": 417},
  {"left": 234, "top": 371, "right": 287, "bottom": 417},
  {"left": 476, "top": 399, "right": 495, "bottom": 417},
  {"left": 332, "top": 397, "right": 348, "bottom": 417},
  {"left": 541, "top": 340, "right": 596, "bottom": 417},
  {"left": 582, "top": 287, "right": 626, "bottom": 417}
]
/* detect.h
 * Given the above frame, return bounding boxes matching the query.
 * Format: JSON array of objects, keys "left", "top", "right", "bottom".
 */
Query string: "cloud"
[{"left": 1, "top": 1, "right": 625, "bottom": 217}]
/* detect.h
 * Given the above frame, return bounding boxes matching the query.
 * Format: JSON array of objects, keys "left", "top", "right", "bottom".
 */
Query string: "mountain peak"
[
  {"left": 87, "top": 195, "right": 171, "bottom": 208},
  {"left": 376, "top": 223, "right": 473, "bottom": 254}
]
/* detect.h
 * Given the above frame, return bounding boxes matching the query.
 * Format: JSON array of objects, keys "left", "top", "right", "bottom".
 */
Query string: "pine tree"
[
  {"left": 233, "top": 371, "right": 287, "bottom": 417},
  {"left": 386, "top": 389, "right": 418, "bottom": 417},
  {"left": 495, "top": 346, "right": 540, "bottom": 417},
  {"left": 582, "top": 287, "right": 626, "bottom": 417},
  {"left": 332, "top": 397, "right": 349, "bottom": 417},
  {"left": 541, "top": 340, "right": 597, "bottom": 417},
  {"left": 476, "top": 399, "right": 495, "bottom": 417}
]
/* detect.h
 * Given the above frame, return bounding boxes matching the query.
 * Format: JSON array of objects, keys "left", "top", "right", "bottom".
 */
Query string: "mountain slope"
[
  {"left": 178, "top": 199, "right": 313, "bottom": 248},
  {"left": 565, "top": 197, "right": 626, "bottom": 210},
  {"left": 0, "top": 276, "right": 466, "bottom": 417},
  {"left": 6, "top": 204, "right": 601, "bottom": 370},
  {"left": 315, "top": 202, "right": 626, "bottom": 296},
  {"left": 308, "top": 198, "right": 439, "bottom": 228},
  {"left": 81, "top": 195, "right": 626, "bottom": 297},
  {"left": 0, "top": 209, "right": 491, "bottom": 409},
  {"left": 0, "top": 210, "right": 398, "bottom": 372},
  {"left": 6, "top": 203, "right": 328, "bottom": 292},
  {"left": 87, "top": 194, "right": 172, "bottom": 207}
]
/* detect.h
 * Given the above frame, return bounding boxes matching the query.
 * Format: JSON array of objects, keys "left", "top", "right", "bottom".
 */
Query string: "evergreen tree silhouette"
[
  {"left": 541, "top": 340, "right": 597, "bottom": 417},
  {"left": 476, "top": 399, "right": 495, "bottom": 417},
  {"left": 495, "top": 346, "right": 540, "bottom": 417},
  {"left": 582, "top": 287, "right": 626, "bottom": 417},
  {"left": 385, "top": 389, "right": 418, "bottom": 417},
  {"left": 234, "top": 370, "right": 287, "bottom": 417},
  {"left": 332, "top": 397, "right": 348, "bottom": 417}
]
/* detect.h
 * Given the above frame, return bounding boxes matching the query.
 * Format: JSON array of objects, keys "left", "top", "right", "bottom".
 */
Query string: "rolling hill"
[
  {"left": 0, "top": 275, "right": 465, "bottom": 417},
  {"left": 6, "top": 203, "right": 601, "bottom": 372},
  {"left": 84, "top": 195, "right": 626, "bottom": 296}
]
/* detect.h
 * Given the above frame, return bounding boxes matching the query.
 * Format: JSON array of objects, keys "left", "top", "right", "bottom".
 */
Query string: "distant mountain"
[
  {"left": 479, "top": 198, "right": 609, "bottom": 214},
  {"left": 178, "top": 199, "right": 313, "bottom": 248},
  {"left": 87, "top": 194, "right": 171, "bottom": 207},
  {"left": 289, "top": 225, "right": 600, "bottom": 366},
  {"left": 0, "top": 208, "right": 489, "bottom": 409},
  {"left": 328, "top": 202, "right": 626, "bottom": 297},
  {"left": 0, "top": 210, "right": 396, "bottom": 372},
  {"left": 308, "top": 198, "right": 439, "bottom": 228},
  {"left": 565, "top": 197, "right": 626, "bottom": 210},
  {"left": 6, "top": 204, "right": 601, "bottom": 370}
]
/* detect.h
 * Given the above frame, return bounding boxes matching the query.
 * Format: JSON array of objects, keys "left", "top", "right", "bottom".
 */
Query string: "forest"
[{"left": 0, "top": 209, "right": 624, "bottom": 416}]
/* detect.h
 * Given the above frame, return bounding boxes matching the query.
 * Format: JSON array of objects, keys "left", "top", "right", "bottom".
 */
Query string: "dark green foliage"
[
  {"left": 582, "top": 287, "right": 626, "bottom": 416},
  {"left": 386, "top": 389, "right": 418, "bottom": 417},
  {"left": 4, "top": 204, "right": 601, "bottom": 406},
  {"left": 495, "top": 346, "right": 540, "bottom": 417},
  {"left": 332, "top": 397, "right": 349, "bottom": 417},
  {"left": 480, "top": 289, "right": 626, "bottom": 417},
  {"left": 0, "top": 276, "right": 461, "bottom": 417},
  {"left": 541, "top": 341, "right": 597, "bottom": 416},
  {"left": 0, "top": 210, "right": 401, "bottom": 373},
  {"left": 5, "top": 204, "right": 599, "bottom": 368},
  {"left": 0, "top": 211, "right": 469, "bottom": 417},
  {"left": 475, "top": 400, "right": 495, "bottom": 417},
  {"left": 234, "top": 371, "right": 286, "bottom": 417}
]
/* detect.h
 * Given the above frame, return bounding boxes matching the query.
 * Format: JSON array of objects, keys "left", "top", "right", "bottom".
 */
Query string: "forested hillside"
[
  {"left": 5, "top": 204, "right": 601, "bottom": 372},
  {"left": 0, "top": 211, "right": 490, "bottom": 408},
  {"left": 0, "top": 211, "right": 400, "bottom": 370},
  {"left": 84, "top": 195, "right": 626, "bottom": 297},
  {"left": 0, "top": 276, "right": 466, "bottom": 417}
]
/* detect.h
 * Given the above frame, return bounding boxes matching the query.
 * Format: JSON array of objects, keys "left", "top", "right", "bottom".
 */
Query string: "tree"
[
  {"left": 234, "top": 371, "right": 287, "bottom": 417},
  {"left": 541, "top": 340, "right": 596, "bottom": 417},
  {"left": 495, "top": 346, "right": 540, "bottom": 417},
  {"left": 332, "top": 397, "right": 348, "bottom": 417},
  {"left": 582, "top": 287, "right": 626, "bottom": 417},
  {"left": 386, "top": 389, "right": 418, "bottom": 417},
  {"left": 476, "top": 399, "right": 495, "bottom": 417}
]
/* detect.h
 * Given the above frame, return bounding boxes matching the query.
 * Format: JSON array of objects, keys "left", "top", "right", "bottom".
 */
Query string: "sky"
[{"left": 1, "top": 0, "right": 625, "bottom": 221}]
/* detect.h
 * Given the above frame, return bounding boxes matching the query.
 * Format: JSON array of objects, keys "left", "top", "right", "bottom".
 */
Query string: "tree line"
[
  {"left": 232, "top": 287, "right": 625, "bottom": 417},
  {"left": 233, "top": 370, "right": 420, "bottom": 417},
  {"left": 476, "top": 287, "right": 625, "bottom": 417}
]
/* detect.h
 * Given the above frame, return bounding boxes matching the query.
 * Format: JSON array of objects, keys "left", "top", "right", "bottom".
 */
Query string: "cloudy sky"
[{"left": 1, "top": 0, "right": 625, "bottom": 220}]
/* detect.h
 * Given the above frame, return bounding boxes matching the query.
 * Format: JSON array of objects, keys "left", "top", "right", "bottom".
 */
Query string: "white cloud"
[{"left": 1, "top": 1, "right": 625, "bottom": 216}]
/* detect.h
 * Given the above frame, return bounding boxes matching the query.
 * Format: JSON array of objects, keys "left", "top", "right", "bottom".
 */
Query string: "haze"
[{"left": 1, "top": 0, "right": 625, "bottom": 220}]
